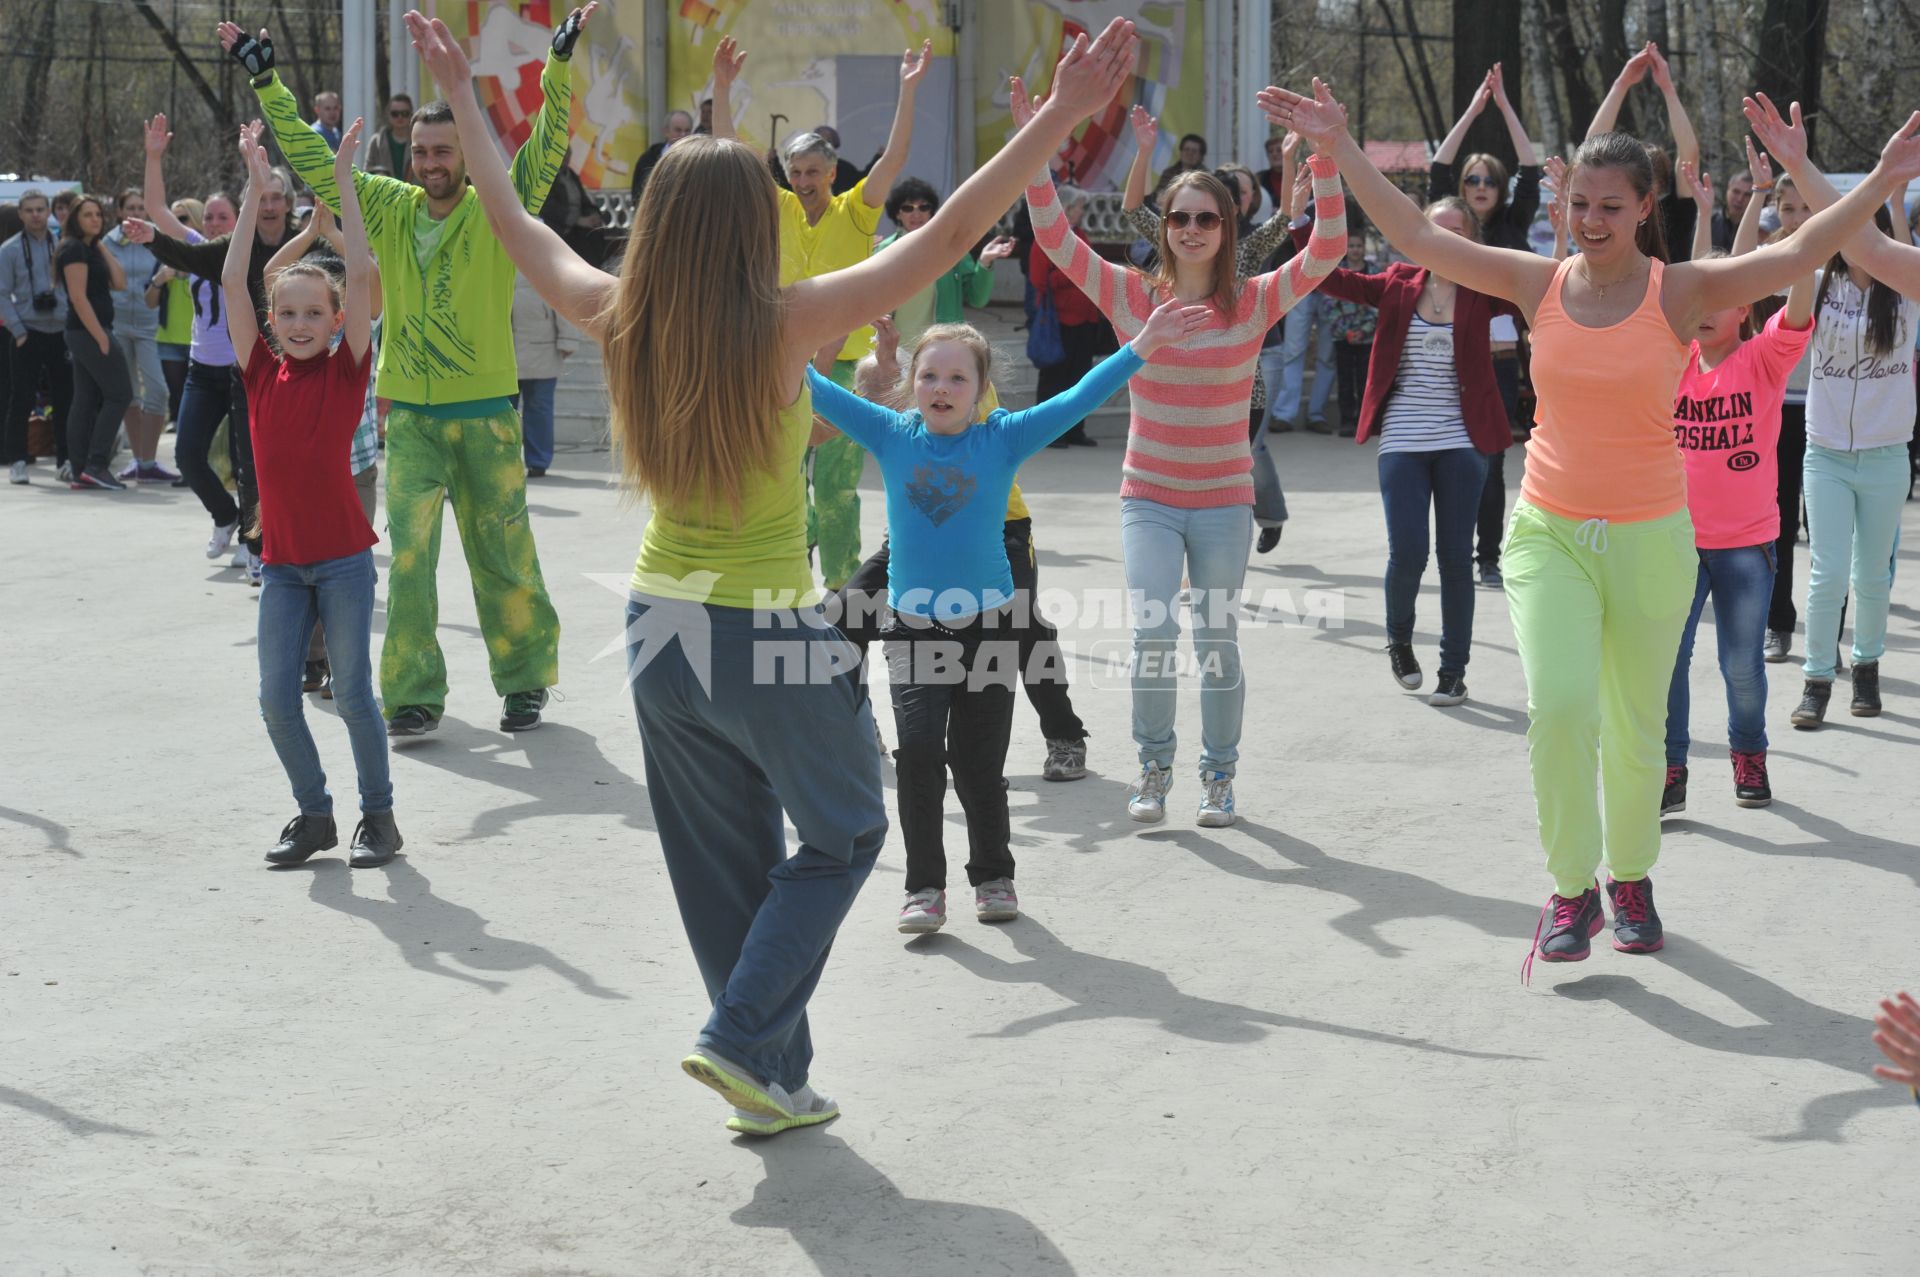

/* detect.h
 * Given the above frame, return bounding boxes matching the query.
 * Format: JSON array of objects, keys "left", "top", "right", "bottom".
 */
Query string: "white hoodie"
[{"left": 1805, "top": 267, "right": 1920, "bottom": 451}]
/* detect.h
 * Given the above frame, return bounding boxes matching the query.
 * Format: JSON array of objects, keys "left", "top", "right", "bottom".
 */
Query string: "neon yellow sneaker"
[
  {"left": 724, "top": 1085, "right": 840, "bottom": 1136},
  {"left": 682, "top": 1050, "right": 840, "bottom": 1135}
]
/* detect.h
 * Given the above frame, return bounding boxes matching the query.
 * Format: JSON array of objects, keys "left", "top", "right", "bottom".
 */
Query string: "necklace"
[{"left": 1580, "top": 255, "right": 1642, "bottom": 301}]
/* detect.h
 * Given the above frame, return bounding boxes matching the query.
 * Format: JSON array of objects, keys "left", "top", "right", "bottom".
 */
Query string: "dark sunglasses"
[
  {"left": 898, "top": 201, "right": 934, "bottom": 214},
  {"left": 1165, "top": 210, "right": 1222, "bottom": 231},
  {"left": 1462, "top": 174, "right": 1500, "bottom": 189}
]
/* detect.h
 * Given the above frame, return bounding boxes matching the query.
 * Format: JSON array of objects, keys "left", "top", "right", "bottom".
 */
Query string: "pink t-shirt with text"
[{"left": 1672, "top": 311, "right": 1815, "bottom": 549}]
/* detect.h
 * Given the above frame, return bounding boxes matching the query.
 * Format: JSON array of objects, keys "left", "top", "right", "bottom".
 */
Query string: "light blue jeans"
[
  {"left": 1802, "top": 443, "right": 1907, "bottom": 680},
  {"left": 1271, "top": 293, "right": 1335, "bottom": 427},
  {"left": 1120, "top": 498, "right": 1254, "bottom": 777}
]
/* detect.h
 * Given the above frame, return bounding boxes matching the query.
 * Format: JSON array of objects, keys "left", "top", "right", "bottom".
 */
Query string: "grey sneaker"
[
  {"left": 348, "top": 810, "right": 404, "bottom": 867},
  {"left": 8, "top": 460, "right": 26, "bottom": 485},
  {"left": 1041, "top": 736, "right": 1087, "bottom": 781},
  {"left": 1127, "top": 762, "right": 1172, "bottom": 823},
  {"left": 1196, "top": 770, "right": 1235, "bottom": 827},
  {"left": 1763, "top": 630, "right": 1790, "bottom": 663},
  {"left": 974, "top": 878, "right": 1019, "bottom": 922},
  {"left": 265, "top": 813, "right": 338, "bottom": 865}
]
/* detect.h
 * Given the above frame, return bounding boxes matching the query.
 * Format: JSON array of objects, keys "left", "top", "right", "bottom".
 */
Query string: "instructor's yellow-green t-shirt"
[
  {"left": 778, "top": 178, "right": 881, "bottom": 363},
  {"left": 632, "top": 386, "right": 819, "bottom": 611}
]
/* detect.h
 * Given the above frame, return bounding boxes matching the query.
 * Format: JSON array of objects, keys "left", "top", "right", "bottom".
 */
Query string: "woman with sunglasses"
[
  {"left": 877, "top": 177, "right": 1015, "bottom": 347},
  {"left": 1018, "top": 82, "right": 1347, "bottom": 829},
  {"left": 1430, "top": 62, "right": 1542, "bottom": 589}
]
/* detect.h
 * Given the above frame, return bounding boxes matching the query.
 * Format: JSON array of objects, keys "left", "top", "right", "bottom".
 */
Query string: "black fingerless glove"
[
  {"left": 550, "top": 10, "right": 584, "bottom": 61},
  {"left": 230, "top": 32, "right": 276, "bottom": 82}
]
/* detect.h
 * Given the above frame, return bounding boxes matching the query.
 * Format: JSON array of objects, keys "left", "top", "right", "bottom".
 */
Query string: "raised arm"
[
  {"left": 1488, "top": 64, "right": 1539, "bottom": 166},
  {"left": 861, "top": 40, "right": 931, "bottom": 206},
  {"left": 225, "top": 133, "right": 267, "bottom": 371},
  {"left": 506, "top": 6, "right": 592, "bottom": 215},
  {"left": 785, "top": 22, "right": 1141, "bottom": 362},
  {"left": 1680, "top": 161, "right": 1714, "bottom": 262},
  {"left": 1433, "top": 71, "right": 1491, "bottom": 166},
  {"left": 709, "top": 36, "right": 743, "bottom": 143},
  {"left": 335, "top": 117, "right": 372, "bottom": 360},
  {"left": 1648, "top": 45, "right": 1699, "bottom": 173},
  {"left": 143, "top": 115, "right": 193, "bottom": 241},
  {"left": 1587, "top": 47, "right": 1649, "bottom": 140},
  {"left": 1000, "top": 299, "right": 1207, "bottom": 455},
  {"left": 1253, "top": 155, "right": 1347, "bottom": 316},
  {"left": 1732, "top": 137, "right": 1771, "bottom": 257},
  {"left": 406, "top": 11, "right": 615, "bottom": 338},
  {"left": 1122, "top": 106, "right": 1157, "bottom": 211},
  {"left": 261, "top": 206, "right": 322, "bottom": 290},
  {"left": 1239, "top": 197, "right": 1296, "bottom": 272},
  {"left": 1262, "top": 79, "right": 1557, "bottom": 317}
]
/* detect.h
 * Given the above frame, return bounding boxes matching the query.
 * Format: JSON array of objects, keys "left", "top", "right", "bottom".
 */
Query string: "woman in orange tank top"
[{"left": 1261, "top": 80, "right": 1920, "bottom": 972}]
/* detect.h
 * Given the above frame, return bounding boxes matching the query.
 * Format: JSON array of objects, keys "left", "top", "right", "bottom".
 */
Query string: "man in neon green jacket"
[{"left": 222, "top": 11, "right": 593, "bottom": 737}]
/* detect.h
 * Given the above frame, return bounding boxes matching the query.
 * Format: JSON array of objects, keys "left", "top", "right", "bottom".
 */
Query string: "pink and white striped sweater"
[{"left": 1027, "top": 154, "right": 1348, "bottom": 507}]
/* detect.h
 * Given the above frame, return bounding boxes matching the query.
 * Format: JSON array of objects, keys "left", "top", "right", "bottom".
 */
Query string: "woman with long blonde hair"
[{"left": 407, "top": 10, "right": 1139, "bottom": 1138}]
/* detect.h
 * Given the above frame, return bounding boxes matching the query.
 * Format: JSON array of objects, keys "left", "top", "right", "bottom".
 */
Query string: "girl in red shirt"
[{"left": 223, "top": 121, "right": 401, "bottom": 870}]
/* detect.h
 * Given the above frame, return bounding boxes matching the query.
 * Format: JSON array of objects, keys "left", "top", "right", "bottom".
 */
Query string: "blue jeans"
[
  {"left": 515, "top": 377, "right": 556, "bottom": 471},
  {"left": 1379, "top": 447, "right": 1488, "bottom": 675},
  {"left": 258, "top": 550, "right": 391, "bottom": 816},
  {"left": 626, "top": 596, "right": 887, "bottom": 1093},
  {"left": 1249, "top": 406, "right": 1288, "bottom": 525},
  {"left": 1664, "top": 543, "right": 1775, "bottom": 764},
  {"left": 1802, "top": 443, "right": 1906, "bottom": 680},
  {"left": 1271, "top": 294, "right": 1335, "bottom": 426},
  {"left": 175, "top": 359, "right": 241, "bottom": 528},
  {"left": 1120, "top": 498, "right": 1253, "bottom": 777}
]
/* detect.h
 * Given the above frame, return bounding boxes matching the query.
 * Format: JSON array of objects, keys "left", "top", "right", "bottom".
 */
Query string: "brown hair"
[
  {"left": 604, "top": 135, "right": 787, "bottom": 520},
  {"left": 65, "top": 195, "right": 107, "bottom": 243},
  {"left": 1148, "top": 171, "right": 1240, "bottom": 316},
  {"left": 1569, "top": 132, "right": 1668, "bottom": 262},
  {"left": 268, "top": 260, "right": 343, "bottom": 315},
  {"left": 1424, "top": 197, "right": 1483, "bottom": 243},
  {"left": 1815, "top": 204, "right": 1902, "bottom": 357},
  {"left": 1698, "top": 249, "right": 1756, "bottom": 340},
  {"left": 1458, "top": 152, "right": 1511, "bottom": 219}
]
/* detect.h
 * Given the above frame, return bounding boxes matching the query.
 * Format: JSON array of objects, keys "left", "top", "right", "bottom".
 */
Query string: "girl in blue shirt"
[{"left": 808, "top": 298, "right": 1204, "bottom": 934}]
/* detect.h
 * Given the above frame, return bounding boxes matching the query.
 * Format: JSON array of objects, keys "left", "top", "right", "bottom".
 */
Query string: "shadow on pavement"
[
  {"left": 0, "top": 1085, "right": 151, "bottom": 1138},
  {"left": 1678, "top": 799, "right": 1920, "bottom": 888},
  {"left": 0, "top": 805, "right": 81, "bottom": 856},
  {"left": 392, "top": 719, "right": 656, "bottom": 841},
  {"left": 732, "top": 1131, "right": 1076, "bottom": 1274}
]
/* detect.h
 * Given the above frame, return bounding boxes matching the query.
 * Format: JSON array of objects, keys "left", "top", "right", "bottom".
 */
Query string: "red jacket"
[
  {"left": 1293, "top": 228, "right": 1519, "bottom": 454},
  {"left": 1029, "top": 239, "right": 1103, "bottom": 328}
]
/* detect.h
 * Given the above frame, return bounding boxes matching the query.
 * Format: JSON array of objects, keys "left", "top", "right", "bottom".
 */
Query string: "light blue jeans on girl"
[{"left": 1802, "top": 443, "right": 1907, "bottom": 681}]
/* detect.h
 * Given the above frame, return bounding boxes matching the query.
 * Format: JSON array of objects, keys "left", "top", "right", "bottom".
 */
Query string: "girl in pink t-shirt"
[{"left": 1662, "top": 255, "right": 1814, "bottom": 815}]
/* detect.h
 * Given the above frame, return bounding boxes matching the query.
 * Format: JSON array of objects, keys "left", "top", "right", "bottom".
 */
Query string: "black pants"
[
  {"left": 226, "top": 367, "right": 260, "bottom": 552},
  {"left": 1476, "top": 354, "right": 1521, "bottom": 568},
  {"left": 884, "top": 609, "right": 1018, "bottom": 893},
  {"left": 65, "top": 330, "right": 132, "bottom": 474},
  {"left": 161, "top": 353, "right": 188, "bottom": 424},
  {"left": 1036, "top": 320, "right": 1104, "bottom": 445},
  {"left": 832, "top": 518, "right": 1086, "bottom": 742},
  {"left": 174, "top": 359, "right": 242, "bottom": 528},
  {"left": 1769, "top": 402, "right": 1807, "bottom": 634},
  {"left": 1335, "top": 341, "right": 1370, "bottom": 429},
  {"left": 4, "top": 329, "right": 73, "bottom": 466}
]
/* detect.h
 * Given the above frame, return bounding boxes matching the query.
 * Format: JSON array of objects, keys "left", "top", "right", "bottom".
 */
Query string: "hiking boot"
[
  {"left": 1763, "top": 629, "right": 1790, "bottom": 663},
  {"left": 1661, "top": 764, "right": 1687, "bottom": 816},
  {"left": 1387, "top": 642, "right": 1423, "bottom": 690},
  {"left": 1428, "top": 671, "right": 1467, "bottom": 707},
  {"left": 1196, "top": 769, "right": 1236, "bottom": 827},
  {"left": 1606, "top": 876, "right": 1665, "bottom": 954},
  {"left": 1731, "top": 750, "right": 1772, "bottom": 808},
  {"left": 974, "top": 878, "right": 1019, "bottom": 922},
  {"left": 1533, "top": 886, "right": 1604, "bottom": 963},
  {"left": 348, "top": 810, "right": 404, "bottom": 867},
  {"left": 897, "top": 888, "right": 947, "bottom": 934},
  {"left": 386, "top": 705, "right": 440, "bottom": 738},
  {"left": 1041, "top": 736, "right": 1087, "bottom": 781},
  {"left": 1850, "top": 661, "right": 1881, "bottom": 717},
  {"left": 265, "top": 813, "right": 338, "bottom": 865},
  {"left": 501, "top": 688, "right": 550, "bottom": 732},
  {"left": 1126, "top": 762, "right": 1172, "bottom": 823},
  {"left": 1790, "top": 679, "right": 1831, "bottom": 729},
  {"left": 1256, "top": 525, "right": 1283, "bottom": 555},
  {"left": 302, "top": 659, "right": 329, "bottom": 693}
]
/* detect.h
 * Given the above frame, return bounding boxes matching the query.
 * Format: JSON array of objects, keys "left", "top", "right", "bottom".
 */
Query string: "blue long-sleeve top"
[{"left": 806, "top": 342, "right": 1145, "bottom": 619}]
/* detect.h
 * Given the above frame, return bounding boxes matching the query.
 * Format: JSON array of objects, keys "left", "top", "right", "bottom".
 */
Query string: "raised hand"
[
  {"left": 1616, "top": 44, "right": 1652, "bottom": 88},
  {"left": 405, "top": 11, "right": 474, "bottom": 92},
  {"left": 335, "top": 116, "right": 363, "bottom": 190},
  {"left": 900, "top": 38, "right": 933, "bottom": 90},
  {"left": 550, "top": 2, "right": 597, "bottom": 62},
  {"left": 218, "top": 22, "right": 275, "bottom": 78},
  {"left": 1282, "top": 131, "right": 1301, "bottom": 162},
  {"left": 1872, "top": 991, "right": 1920, "bottom": 1086},
  {"left": 1043, "top": 17, "right": 1138, "bottom": 122},
  {"left": 145, "top": 114, "right": 172, "bottom": 157},
  {"left": 1129, "top": 104, "right": 1158, "bottom": 153},
  {"left": 310, "top": 201, "right": 337, "bottom": 234},
  {"left": 120, "top": 218, "right": 154, "bottom": 245},
  {"left": 1468, "top": 72, "right": 1493, "bottom": 118},
  {"left": 712, "top": 35, "right": 746, "bottom": 89},
  {"left": 1489, "top": 62, "right": 1512, "bottom": 111},
  {"left": 1007, "top": 75, "right": 1043, "bottom": 132},
  {"left": 1742, "top": 93, "right": 1807, "bottom": 170},
  {"left": 1875, "top": 111, "right": 1920, "bottom": 185},
  {"left": 1679, "top": 159, "right": 1713, "bottom": 206},
  {"left": 1256, "top": 78, "right": 1349, "bottom": 152},
  {"left": 242, "top": 118, "right": 267, "bottom": 150},
  {"left": 871, "top": 313, "right": 899, "bottom": 365},
  {"left": 1133, "top": 297, "right": 1214, "bottom": 357},
  {"left": 1647, "top": 42, "right": 1676, "bottom": 94},
  {"left": 978, "top": 235, "right": 1015, "bottom": 264},
  {"left": 1744, "top": 135, "right": 1774, "bottom": 192},
  {"left": 1288, "top": 162, "right": 1313, "bottom": 220}
]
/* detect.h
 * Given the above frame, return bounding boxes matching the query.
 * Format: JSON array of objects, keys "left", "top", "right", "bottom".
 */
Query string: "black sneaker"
[
  {"left": 348, "top": 810, "right": 404, "bottom": 867},
  {"left": 1256, "top": 525, "right": 1283, "bottom": 555},
  {"left": 1661, "top": 764, "right": 1687, "bottom": 816},
  {"left": 1730, "top": 749, "right": 1772, "bottom": 808},
  {"left": 1790, "top": 679, "right": 1831, "bottom": 729},
  {"left": 1534, "top": 886, "right": 1604, "bottom": 963},
  {"left": 1762, "top": 629, "right": 1790, "bottom": 663},
  {"left": 501, "top": 688, "right": 550, "bottom": 732},
  {"left": 387, "top": 706, "right": 440, "bottom": 737},
  {"left": 1850, "top": 660, "right": 1881, "bottom": 717},
  {"left": 1477, "top": 563, "right": 1503, "bottom": 589},
  {"left": 80, "top": 464, "right": 128, "bottom": 491},
  {"left": 1428, "top": 671, "right": 1466, "bottom": 706},
  {"left": 1606, "top": 876, "right": 1665, "bottom": 954},
  {"left": 265, "top": 813, "right": 338, "bottom": 865},
  {"left": 303, "top": 659, "right": 329, "bottom": 693},
  {"left": 1387, "top": 642, "right": 1422, "bottom": 690}
]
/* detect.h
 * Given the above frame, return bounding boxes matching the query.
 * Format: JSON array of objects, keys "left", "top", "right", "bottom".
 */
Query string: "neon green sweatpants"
[
  {"left": 1504, "top": 500, "right": 1696, "bottom": 897},
  {"left": 380, "top": 407, "right": 561, "bottom": 719},
  {"left": 807, "top": 358, "right": 867, "bottom": 590}
]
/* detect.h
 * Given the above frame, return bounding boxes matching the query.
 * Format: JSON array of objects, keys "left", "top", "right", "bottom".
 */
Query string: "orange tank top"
[{"left": 1523, "top": 256, "right": 1690, "bottom": 523}]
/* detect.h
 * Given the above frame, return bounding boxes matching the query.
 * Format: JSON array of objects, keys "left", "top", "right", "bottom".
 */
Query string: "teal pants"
[
  {"left": 1504, "top": 501, "right": 1696, "bottom": 897},
  {"left": 807, "top": 358, "right": 866, "bottom": 590},
  {"left": 1801, "top": 443, "right": 1907, "bottom": 681}
]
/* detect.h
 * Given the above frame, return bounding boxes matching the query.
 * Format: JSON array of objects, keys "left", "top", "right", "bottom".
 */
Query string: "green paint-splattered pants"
[
  {"left": 808, "top": 358, "right": 867, "bottom": 589},
  {"left": 380, "top": 407, "right": 560, "bottom": 719}
]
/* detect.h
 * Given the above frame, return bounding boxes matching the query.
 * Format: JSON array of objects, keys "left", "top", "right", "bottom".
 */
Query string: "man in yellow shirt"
[{"left": 712, "top": 35, "right": 930, "bottom": 588}]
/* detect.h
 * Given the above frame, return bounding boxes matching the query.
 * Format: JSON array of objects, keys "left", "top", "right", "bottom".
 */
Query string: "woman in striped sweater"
[{"left": 1015, "top": 82, "right": 1346, "bottom": 828}]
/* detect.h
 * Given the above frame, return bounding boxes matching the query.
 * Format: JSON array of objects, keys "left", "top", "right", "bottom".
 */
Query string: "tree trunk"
[
  {"left": 1645, "top": 0, "right": 1670, "bottom": 53},
  {"left": 1752, "top": 0, "right": 1831, "bottom": 157},
  {"left": 1451, "top": 0, "right": 1524, "bottom": 166},
  {"left": 1538, "top": 0, "right": 1597, "bottom": 143},
  {"left": 1373, "top": 0, "right": 1446, "bottom": 144},
  {"left": 131, "top": 1, "right": 237, "bottom": 128},
  {"left": 1695, "top": 0, "right": 1730, "bottom": 186},
  {"left": 1523, "top": 0, "right": 1567, "bottom": 154},
  {"left": 1594, "top": 0, "right": 1637, "bottom": 138}
]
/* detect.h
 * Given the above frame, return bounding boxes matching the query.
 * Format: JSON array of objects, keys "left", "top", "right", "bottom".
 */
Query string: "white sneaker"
[
  {"left": 1196, "top": 770, "right": 1236, "bottom": 827},
  {"left": 974, "top": 878, "right": 1019, "bottom": 922},
  {"left": 205, "top": 521, "right": 237, "bottom": 560},
  {"left": 55, "top": 461, "right": 72, "bottom": 483},
  {"left": 8, "top": 460, "right": 26, "bottom": 485},
  {"left": 897, "top": 888, "right": 946, "bottom": 934},
  {"left": 1127, "top": 762, "right": 1172, "bottom": 823},
  {"left": 230, "top": 541, "right": 248, "bottom": 568},
  {"left": 246, "top": 549, "right": 263, "bottom": 586}
]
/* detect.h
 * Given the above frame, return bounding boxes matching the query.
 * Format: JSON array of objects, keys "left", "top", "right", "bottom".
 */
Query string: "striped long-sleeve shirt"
[{"left": 1027, "top": 154, "right": 1347, "bottom": 507}]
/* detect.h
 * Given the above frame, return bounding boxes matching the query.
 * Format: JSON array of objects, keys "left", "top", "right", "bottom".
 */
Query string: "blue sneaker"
[{"left": 1196, "top": 770, "right": 1235, "bottom": 827}]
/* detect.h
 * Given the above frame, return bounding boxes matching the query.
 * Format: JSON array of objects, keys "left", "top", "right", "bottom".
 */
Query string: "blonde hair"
[
  {"left": 268, "top": 261, "right": 343, "bottom": 313},
  {"left": 170, "top": 197, "right": 206, "bottom": 231},
  {"left": 1424, "top": 196, "right": 1483, "bottom": 243},
  {"left": 907, "top": 323, "right": 993, "bottom": 386},
  {"left": 1147, "top": 171, "right": 1240, "bottom": 316},
  {"left": 604, "top": 136, "right": 787, "bottom": 520}
]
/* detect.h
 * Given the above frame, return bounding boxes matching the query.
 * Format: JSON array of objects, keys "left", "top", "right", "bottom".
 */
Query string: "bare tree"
[{"left": 1753, "top": 0, "right": 1832, "bottom": 155}]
